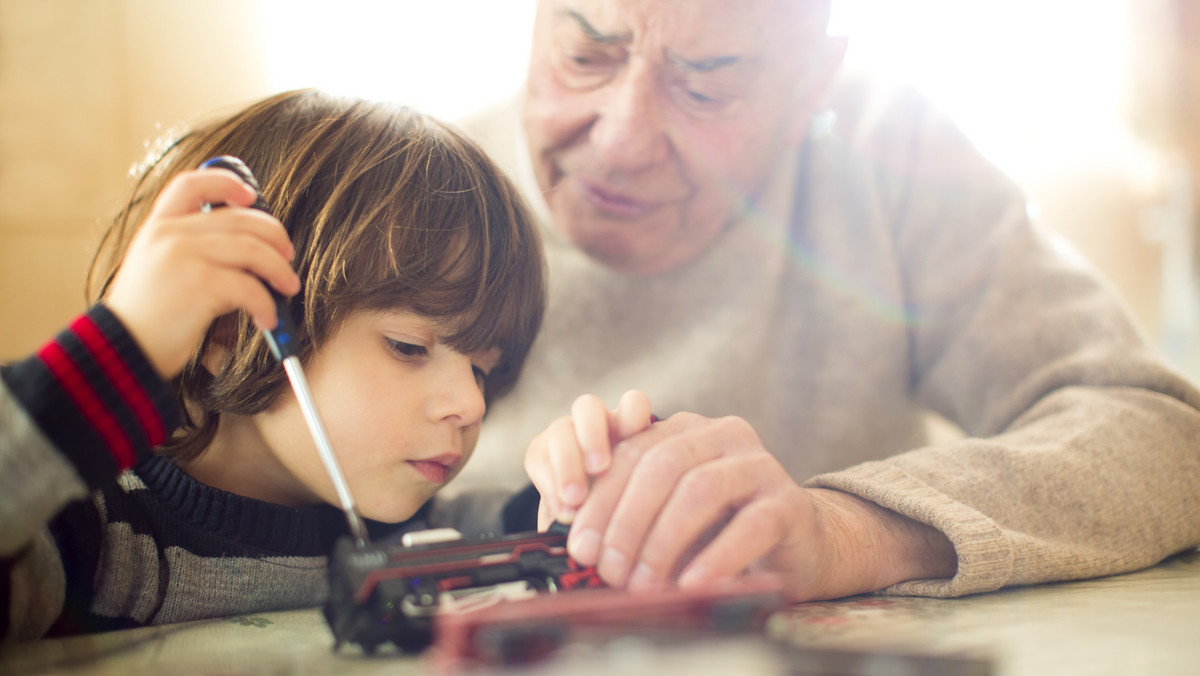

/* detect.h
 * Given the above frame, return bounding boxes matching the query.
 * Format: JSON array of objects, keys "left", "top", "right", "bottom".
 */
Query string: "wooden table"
[{"left": 2, "top": 548, "right": 1197, "bottom": 675}]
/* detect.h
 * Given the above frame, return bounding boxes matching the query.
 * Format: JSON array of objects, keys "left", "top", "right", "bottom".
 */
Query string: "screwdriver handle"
[{"left": 199, "top": 156, "right": 298, "bottom": 362}]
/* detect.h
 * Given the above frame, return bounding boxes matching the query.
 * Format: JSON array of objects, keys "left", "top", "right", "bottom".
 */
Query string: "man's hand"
[{"left": 556, "top": 412, "right": 959, "bottom": 601}]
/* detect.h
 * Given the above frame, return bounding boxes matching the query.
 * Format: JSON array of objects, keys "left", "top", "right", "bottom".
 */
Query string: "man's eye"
[
  {"left": 386, "top": 339, "right": 428, "bottom": 359},
  {"left": 563, "top": 47, "right": 610, "bottom": 70},
  {"left": 671, "top": 80, "right": 736, "bottom": 114},
  {"left": 568, "top": 51, "right": 598, "bottom": 68},
  {"left": 555, "top": 43, "right": 620, "bottom": 88}
]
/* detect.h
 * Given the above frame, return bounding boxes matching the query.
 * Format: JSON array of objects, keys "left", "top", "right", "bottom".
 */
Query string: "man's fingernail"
[
  {"left": 679, "top": 563, "right": 710, "bottom": 587},
  {"left": 628, "top": 562, "right": 655, "bottom": 589},
  {"left": 598, "top": 548, "right": 629, "bottom": 585},
  {"left": 569, "top": 528, "right": 602, "bottom": 563},
  {"left": 584, "top": 452, "right": 607, "bottom": 473}
]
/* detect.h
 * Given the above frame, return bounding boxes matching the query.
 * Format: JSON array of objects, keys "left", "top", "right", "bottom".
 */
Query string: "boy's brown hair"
[{"left": 89, "top": 89, "right": 546, "bottom": 461}]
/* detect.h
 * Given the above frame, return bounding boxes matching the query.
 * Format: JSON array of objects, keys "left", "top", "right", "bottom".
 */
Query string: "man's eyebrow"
[
  {"left": 667, "top": 51, "right": 742, "bottom": 73},
  {"left": 561, "top": 9, "right": 630, "bottom": 45}
]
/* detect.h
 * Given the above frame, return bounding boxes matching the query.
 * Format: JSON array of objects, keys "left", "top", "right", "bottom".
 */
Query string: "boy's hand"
[
  {"left": 104, "top": 169, "right": 301, "bottom": 379},
  {"left": 524, "top": 389, "right": 653, "bottom": 529}
]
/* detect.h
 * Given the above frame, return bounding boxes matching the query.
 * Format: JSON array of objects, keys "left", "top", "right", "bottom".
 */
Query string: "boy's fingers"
[
  {"left": 612, "top": 389, "right": 653, "bottom": 439},
  {"left": 547, "top": 417, "right": 588, "bottom": 514},
  {"left": 221, "top": 209, "right": 296, "bottom": 263},
  {"left": 571, "top": 394, "right": 612, "bottom": 474},
  {"left": 150, "top": 169, "right": 259, "bottom": 219},
  {"left": 222, "top": 270, "right": 282, "bottom": 332},
  {"left": 152, "top": 171, "right": 296, "bottom": 264},
  {"left": 189, "top": 266, "right": 281, "bottom": 332},
  {"left": 192, "top": 224, "right": 300, "bottom": 297},
  {"left": 178, "top": 205, "right": 296, "bottom": 264},
  {"left": 525, "top": 448, "right": 563, "bottom": 525}
]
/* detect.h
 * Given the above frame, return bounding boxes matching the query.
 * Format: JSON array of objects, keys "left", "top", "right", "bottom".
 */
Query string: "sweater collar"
[{"left": 134, "top": 455, "right": 424, "bottom": 556}]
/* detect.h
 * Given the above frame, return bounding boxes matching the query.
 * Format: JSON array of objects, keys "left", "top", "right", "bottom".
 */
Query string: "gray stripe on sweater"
[{"left": 92, "top": 524, "right": 329, "bottom": 624}]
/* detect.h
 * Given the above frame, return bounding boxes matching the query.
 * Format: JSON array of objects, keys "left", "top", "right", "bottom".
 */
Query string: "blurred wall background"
[
  {"left": 2, "top": 0, "right": 1198, "bottom": 383},
  {"left": 0, "top": 0, "right": 273, "bottom": 359}
]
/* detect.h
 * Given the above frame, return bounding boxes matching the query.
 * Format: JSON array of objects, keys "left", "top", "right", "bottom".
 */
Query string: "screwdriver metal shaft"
[{"left": 200, "top": 156, "right": 370, "bottom": 548}]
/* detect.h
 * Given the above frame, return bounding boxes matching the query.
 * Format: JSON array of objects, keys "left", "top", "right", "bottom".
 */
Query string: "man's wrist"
[{"left": 807, "top": 487, "right": 958, "bottom": 596}]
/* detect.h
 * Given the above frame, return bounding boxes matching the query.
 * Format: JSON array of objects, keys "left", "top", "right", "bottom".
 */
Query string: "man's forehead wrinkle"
[{"left": 563, "top": 2, "right": 755, "bottom": 68}]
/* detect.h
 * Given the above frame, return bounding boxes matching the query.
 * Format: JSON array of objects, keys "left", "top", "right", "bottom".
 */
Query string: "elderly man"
[{"left": 448, "top": 0, "right": 1200, "bottom": 602}]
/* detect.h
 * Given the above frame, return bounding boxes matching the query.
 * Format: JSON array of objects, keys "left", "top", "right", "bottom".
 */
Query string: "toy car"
[{"left": 323, "top": 525, "right": 601, "bottom": 654}]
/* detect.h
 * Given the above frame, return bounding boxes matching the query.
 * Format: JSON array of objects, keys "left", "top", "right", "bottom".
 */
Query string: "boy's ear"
[{"left": 199, "top": 314, "right": 239, "bottom": 374}]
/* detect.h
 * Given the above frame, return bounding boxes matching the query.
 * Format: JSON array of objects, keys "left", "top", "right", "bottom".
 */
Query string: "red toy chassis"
[{"left": 429, "top": 574, "right": 786, "bottom": 672}]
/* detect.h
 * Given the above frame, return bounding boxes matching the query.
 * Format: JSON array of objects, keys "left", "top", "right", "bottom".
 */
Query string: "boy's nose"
[{"left": 430, "top": 359, "right": 487, "bottom": 428}]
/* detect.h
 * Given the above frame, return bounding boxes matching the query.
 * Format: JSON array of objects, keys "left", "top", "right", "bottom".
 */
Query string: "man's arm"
[{"left": 812, "top": 82, "right": 1200, "bottom": 596}]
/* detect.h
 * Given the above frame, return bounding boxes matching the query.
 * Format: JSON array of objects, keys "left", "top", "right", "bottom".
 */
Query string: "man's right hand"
[{"left": 545, "top": 411, "right": 960, "bottom": 602}]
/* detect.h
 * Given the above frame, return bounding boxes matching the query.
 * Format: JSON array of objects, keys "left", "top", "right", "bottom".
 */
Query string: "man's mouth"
[{"left": 576, "top": 178, "right": 661, "bottom": 219}]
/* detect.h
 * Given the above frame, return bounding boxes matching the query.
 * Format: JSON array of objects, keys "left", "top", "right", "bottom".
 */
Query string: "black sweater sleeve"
[
  {"left": 2, "top": 305, "right": 178, "bottom": 643},
  {"left": 1, "top": 303, "right": 179, "bottom": 485}
]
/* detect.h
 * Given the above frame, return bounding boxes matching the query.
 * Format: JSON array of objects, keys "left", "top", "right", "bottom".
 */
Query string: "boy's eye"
[
  {"left": 472, "top": 365, "right": 488, "bottom": 391},
  {"left": 386, "top": 338, "right": 428, "bottom": 360}
]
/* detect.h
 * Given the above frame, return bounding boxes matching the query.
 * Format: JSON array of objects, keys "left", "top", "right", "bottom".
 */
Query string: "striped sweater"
[{"left": 0, "top": 304, "right": 428, "bottom": 642}]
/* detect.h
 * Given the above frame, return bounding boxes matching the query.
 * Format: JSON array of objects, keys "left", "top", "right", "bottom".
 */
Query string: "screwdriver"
[{"left": 200, "top": 156, "right": 370, "bottom": 548}]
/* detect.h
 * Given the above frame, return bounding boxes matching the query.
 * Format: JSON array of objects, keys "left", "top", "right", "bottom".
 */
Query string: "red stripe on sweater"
[
  {"left": 38, "top": 340, "right": 136, "bottom": 469},
  {"left": 72, "top": 315, "right": 167, "bottom": 446}
]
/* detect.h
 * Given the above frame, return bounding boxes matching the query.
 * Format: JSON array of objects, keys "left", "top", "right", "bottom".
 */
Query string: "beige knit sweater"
[{"left": 447, "top": 72, "right": 1200, "bottom": 598}]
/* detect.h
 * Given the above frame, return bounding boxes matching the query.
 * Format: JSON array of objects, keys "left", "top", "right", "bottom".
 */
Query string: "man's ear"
[{"left": 785, "top": 34, "right": 849, "bottom": 145}]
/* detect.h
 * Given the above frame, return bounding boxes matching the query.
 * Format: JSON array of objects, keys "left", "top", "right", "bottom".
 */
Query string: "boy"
[{"left": 0, "top": 89, "right": 547, "bottom": 641}]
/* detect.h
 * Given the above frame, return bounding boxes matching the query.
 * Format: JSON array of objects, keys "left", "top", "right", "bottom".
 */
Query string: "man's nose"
[
  {"left": 429, "top": 360, "right": 486, "bottom": 429},
  {"left": 590, "top": 62, "right": 670, "bottom": 171}
]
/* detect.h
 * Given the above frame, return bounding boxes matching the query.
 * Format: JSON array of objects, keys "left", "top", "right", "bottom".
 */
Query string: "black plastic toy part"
[{"left": 323, "top": 523, "right": 598, "bottom": 655}]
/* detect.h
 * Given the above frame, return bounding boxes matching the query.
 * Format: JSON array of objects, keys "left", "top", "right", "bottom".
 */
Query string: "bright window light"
[
  {"left": 258, "top": 0, "right": 536, "bottom": 121},
  {"left": 830, "top": 0, "right": 1139, "bottom": 179},
  {"left": 260, "top": 0, "right": 1141, "bottom": 179}
]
